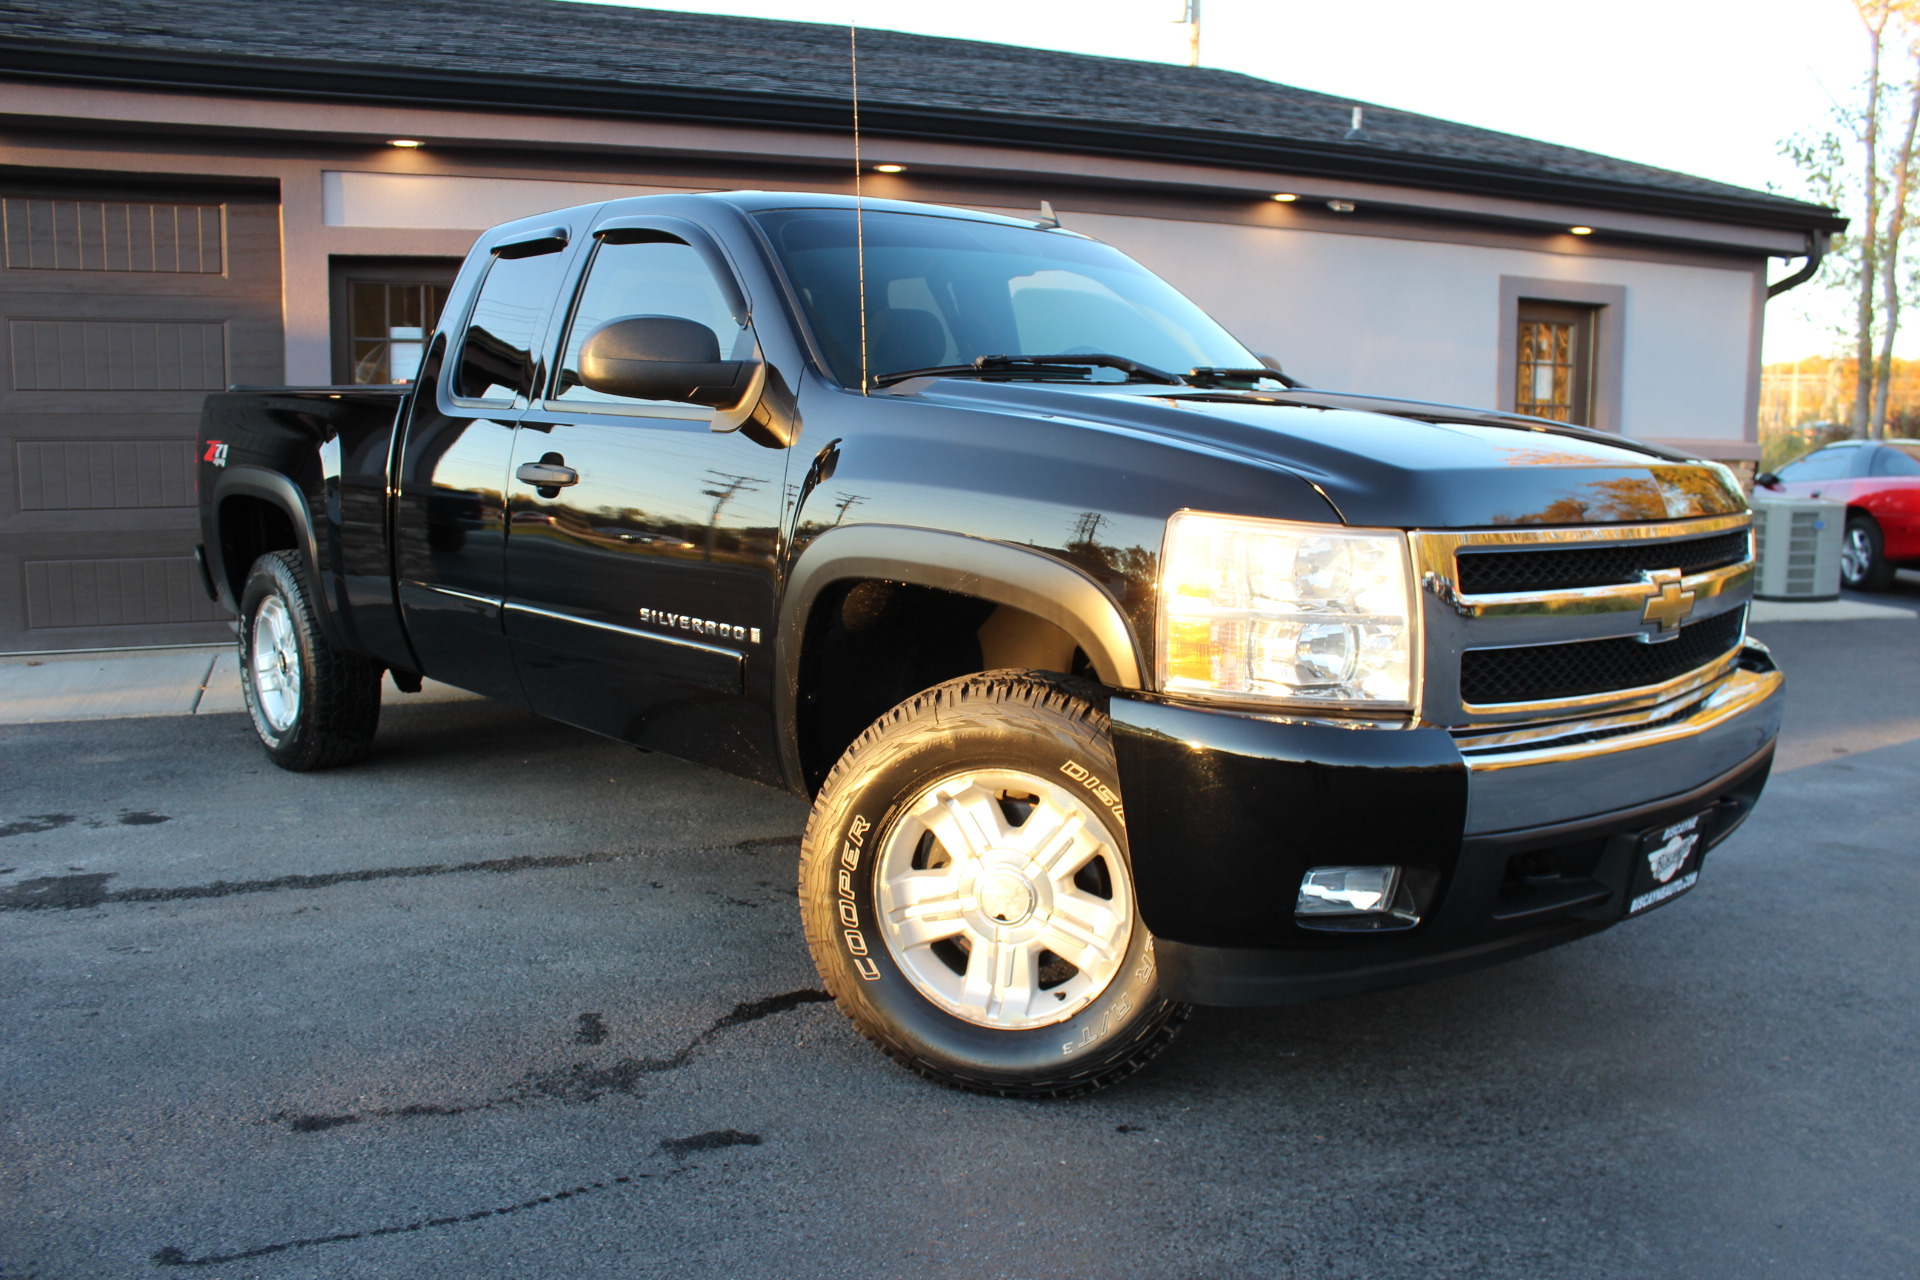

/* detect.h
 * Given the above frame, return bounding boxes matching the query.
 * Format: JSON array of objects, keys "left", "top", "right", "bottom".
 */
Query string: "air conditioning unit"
[{"left": 1750, "top": 497, "right": 1845, "bottom": 601}]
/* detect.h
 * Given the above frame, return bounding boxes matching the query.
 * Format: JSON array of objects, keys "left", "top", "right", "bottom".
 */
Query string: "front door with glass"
[{"left": 505, "top": 225, "right": 790, "bottom": 777}]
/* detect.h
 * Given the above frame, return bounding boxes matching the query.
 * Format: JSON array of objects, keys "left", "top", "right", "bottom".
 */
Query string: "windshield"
[{"left": 754, "top": 209, "right": 1259, "bottom": 387}]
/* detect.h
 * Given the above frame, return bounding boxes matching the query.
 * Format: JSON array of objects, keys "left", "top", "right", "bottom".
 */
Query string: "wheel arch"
[
  {"left": 776, "top": 524, "right": 1148, "bottom": 794},
  {"left": 210, "top": 467, "right": 344, "bottom": 649}
]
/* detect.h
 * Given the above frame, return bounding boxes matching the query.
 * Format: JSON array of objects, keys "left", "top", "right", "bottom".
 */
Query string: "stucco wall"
[
  {"left": 1066, "top": 212, "right": 1761, "bottom": 447},
  {"left": 300, "top": 175, "right": 1763, "bottom": 447},
  {"left": 320, "top": 170, "right": 696, "bottom": 229}
]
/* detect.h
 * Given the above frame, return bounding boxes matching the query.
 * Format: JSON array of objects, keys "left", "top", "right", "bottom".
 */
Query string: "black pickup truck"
[{"left": 196, "top": 192, "right": 1783, "bottom": 1096}]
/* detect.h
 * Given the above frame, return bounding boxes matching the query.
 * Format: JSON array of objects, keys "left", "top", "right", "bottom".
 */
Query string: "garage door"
[{"left": 0, "top": 181, "right": 283, "bottom": 652}]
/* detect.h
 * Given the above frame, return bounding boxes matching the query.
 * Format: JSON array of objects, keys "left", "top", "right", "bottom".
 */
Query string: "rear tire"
[
  {"left": 238, "top": 551, "right": 382, "bottom": 771},
  {"left": 799, "top": 671, "right": 1189, "bottom": 1098},
  {"left": 1842, "top": 514, "right": 1897, "bottom": 591}
]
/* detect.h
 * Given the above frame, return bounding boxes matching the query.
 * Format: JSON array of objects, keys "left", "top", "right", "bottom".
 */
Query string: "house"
[{"left": 0, "top": 0, "right": 1844, "bottom": 651}]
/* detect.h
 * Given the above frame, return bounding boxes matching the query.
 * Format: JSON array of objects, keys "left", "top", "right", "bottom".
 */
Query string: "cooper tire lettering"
[
  {"left": 833, "top": 813, "right": 878, "bottom": 976},
  {"left": 1060, "top": 758, "right": 1125, "bottom": 824}
]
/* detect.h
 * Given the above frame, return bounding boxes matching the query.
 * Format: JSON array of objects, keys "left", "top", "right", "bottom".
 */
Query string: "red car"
[{"left": 1757, "top": 439, "right": 1920, "bottom": 589}]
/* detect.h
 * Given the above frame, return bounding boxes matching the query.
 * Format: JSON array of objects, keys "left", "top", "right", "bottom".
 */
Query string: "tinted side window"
[
  {"left": 1871, "top": 445, "right": 1920, "bottom": 476},
  {"left": 454, "top": 248, "right": 569, "bottom": 402},
  {"left": 1776, "top": 448, "right": 1856, "bottom": 482},
  {"left": 555, "top": 237, "right": 747, "bottom": 407}
]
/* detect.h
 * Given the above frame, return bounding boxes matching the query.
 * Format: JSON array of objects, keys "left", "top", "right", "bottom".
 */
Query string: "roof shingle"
[{"left": 0, "top": 0, "right": 1840, "bottom": 231}]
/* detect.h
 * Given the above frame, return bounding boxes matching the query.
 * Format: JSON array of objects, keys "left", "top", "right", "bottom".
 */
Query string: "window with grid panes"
[
  {"left": 329, "top": 258, "right": 460, "bottom": 385},
  {"left": 349, "top": 280, "right": 451, "bottom": 384},
  {"left": 1515, "top": 299, "right": 1596, "bottom": 425}
]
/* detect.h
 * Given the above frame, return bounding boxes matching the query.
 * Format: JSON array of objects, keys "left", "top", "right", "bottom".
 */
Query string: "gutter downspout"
[{"left": 1767, "top": 231, "right": 1830, "bottom": 298}]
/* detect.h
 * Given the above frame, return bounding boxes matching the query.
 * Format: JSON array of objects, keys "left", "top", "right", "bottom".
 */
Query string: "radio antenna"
[{"left": 850, "top": 21, "right": 870, "bottom": 395}]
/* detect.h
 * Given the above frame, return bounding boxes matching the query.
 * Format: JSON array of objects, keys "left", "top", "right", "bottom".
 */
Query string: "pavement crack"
[
  {"left": 274, "top": 1113, "right": 360, "bottom": 1133},
  {"left": 149, "top": 1168, "right": 685, "bottom": 1268},
  {"left": 0, "top": 813, "right": 76, "bottom": 839},
  {"left": 269, "top": 989, "right": 832, "bottom": 1129},
  {"left": 151, "top": 1129, "right": 765, "bottom": 1266},
  {"left": 708, "top": 988, "right": 835, "bottom": 1033},
  {"left": 660, "top": 1128, "right": 761, "bottom": 1155},
  {"left": 3, "top": 837, "right": 806, "bottom": 912},
  {"left": 118, "top": 810, "right": 171, "bottom": 826},
  {"left": 0, "top": 872, "right": 114, "bottom": 909},
  {"left": 509, "top": 988, "right": 833, "bottom": 1104},
  {"left": 1, "top": 850, "right": 636, "bottom": 911},
  {"left": 734, "top": 835, "right": 802, "bottom": 854}
]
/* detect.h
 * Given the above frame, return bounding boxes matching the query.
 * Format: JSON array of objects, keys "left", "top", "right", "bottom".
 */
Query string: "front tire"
[
  {"left": 238, "top": 551, "right": 382, "bottom": 770},
  {"left": 799, "top": 672, "right": 1189, "bottom": 1097},
  {"left": 1841, "top": 514, "right": 1897, "bottom": 591}
]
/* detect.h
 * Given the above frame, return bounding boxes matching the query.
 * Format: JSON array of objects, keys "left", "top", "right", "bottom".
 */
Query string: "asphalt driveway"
[{"left": 3, "top": 590, "right": 1917, "bottom": 1280}]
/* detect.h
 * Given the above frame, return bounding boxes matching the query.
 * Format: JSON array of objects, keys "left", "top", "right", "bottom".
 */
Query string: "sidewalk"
[
  {"left": 1749, "top": 597, "right": 1916, "bottom": 623},
  {"left": 0, "top": 645, "right": 475, "bottom": 726}
]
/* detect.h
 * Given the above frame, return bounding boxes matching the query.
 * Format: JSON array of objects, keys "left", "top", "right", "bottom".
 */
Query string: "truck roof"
[{"left": 486, "top": 190, "right": 1060, "bottom": 234}]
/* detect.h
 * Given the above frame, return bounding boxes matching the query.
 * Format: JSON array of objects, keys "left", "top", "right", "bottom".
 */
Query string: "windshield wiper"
[
  {"left": 1185, "top": 366, "right": 1306, "bottom": 389},
  {"left": 871, "top": 353, "right": 1183, "bottom": 389}
]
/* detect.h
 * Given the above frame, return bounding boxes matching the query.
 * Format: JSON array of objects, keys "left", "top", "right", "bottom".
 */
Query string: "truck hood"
[{"left": 906, "top": 380, "right": 1745, "bottom": 528}]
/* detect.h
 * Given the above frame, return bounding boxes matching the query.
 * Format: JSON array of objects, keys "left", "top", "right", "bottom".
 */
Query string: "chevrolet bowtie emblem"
[{"left": 1640, "top": 569, "right": 1696, "bottom": 635}]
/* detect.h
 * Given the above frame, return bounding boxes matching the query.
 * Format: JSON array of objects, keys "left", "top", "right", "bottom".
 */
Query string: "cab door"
[
  {"left": 504, "top": 220, "right": 790, "bottom": 777},
  {"left": 393, "top": 226, "right": 575, "bottom": 702}
]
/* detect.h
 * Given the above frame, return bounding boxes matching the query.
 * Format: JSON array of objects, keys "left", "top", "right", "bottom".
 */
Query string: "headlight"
[{"left": 1157, "top": 511, "right": 1417, "bottom": 709}]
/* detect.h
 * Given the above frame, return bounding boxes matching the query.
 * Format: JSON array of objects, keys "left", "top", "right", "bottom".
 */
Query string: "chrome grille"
[
  {"left": 1459, "top": 607, "right": 1747, "bottom": 705},
  {"left": 1411, "top": 513, "right": 1756, "bottom": 727},
  {"left": 1455, "top": 529, "right": 1749, "bottom": 594}
]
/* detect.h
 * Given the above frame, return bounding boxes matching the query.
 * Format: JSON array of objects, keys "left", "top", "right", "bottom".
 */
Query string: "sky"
[{"left": 575, "top": 0, "right": 1875, "bottom": 362}]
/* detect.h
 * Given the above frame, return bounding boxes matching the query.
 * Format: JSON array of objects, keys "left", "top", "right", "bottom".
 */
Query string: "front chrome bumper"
[
  {"left": 1112, "top": 645, "right": 1780, "bottom": 1003},
  {"left": 1457, "top": 651, "right": 1784, "bottom": 834}
]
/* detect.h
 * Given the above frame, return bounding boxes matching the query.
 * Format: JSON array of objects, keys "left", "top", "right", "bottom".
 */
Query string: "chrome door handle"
[{"left": 516, "top": 462, "right": 579, "bottom": 487}]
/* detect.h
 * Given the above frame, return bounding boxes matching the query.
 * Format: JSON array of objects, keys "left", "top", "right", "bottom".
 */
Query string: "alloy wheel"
[
  {"left": 249, "top": 596, "right": 303, "bottom": 733},
  {"left": 874, "top": 768, "right": 1133, "bottom": 1031},
  {"left": 1842, "top": 526, "right": 1873, "bottom": 585}
]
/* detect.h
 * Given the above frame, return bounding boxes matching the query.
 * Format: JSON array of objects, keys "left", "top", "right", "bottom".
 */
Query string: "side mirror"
[
  {"left": 1754, "top": 471, "right": 1782, "bottom": 489},
  {"left": 578, "top": 316, "right": 759, "bottom": 409}
]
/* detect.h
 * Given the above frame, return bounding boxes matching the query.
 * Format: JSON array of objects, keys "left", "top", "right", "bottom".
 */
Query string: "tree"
[
  {"left": 1784, "top": 1, "right": 1920, "bottom": 439},
  {"left": 1855, "top": 2, "right": 1893, "bottom": 437},
  {"left": 1874, "top": 45, "right": 1920, "bottom": 433}
]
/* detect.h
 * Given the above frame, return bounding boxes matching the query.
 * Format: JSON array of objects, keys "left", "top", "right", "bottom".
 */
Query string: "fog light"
[{"left": 1297, "top": 865, "right": 1402, "bottom": 916}]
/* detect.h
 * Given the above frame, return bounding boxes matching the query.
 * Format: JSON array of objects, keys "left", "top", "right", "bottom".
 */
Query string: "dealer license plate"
[{"left": 1626, "top": 811, "right": 1709, "bottom": 916}]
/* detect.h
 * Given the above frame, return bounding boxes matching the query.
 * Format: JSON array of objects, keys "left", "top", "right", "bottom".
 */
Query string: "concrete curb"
[{"left": 0, "top": 645, "right": 477, "bottom": 726}]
